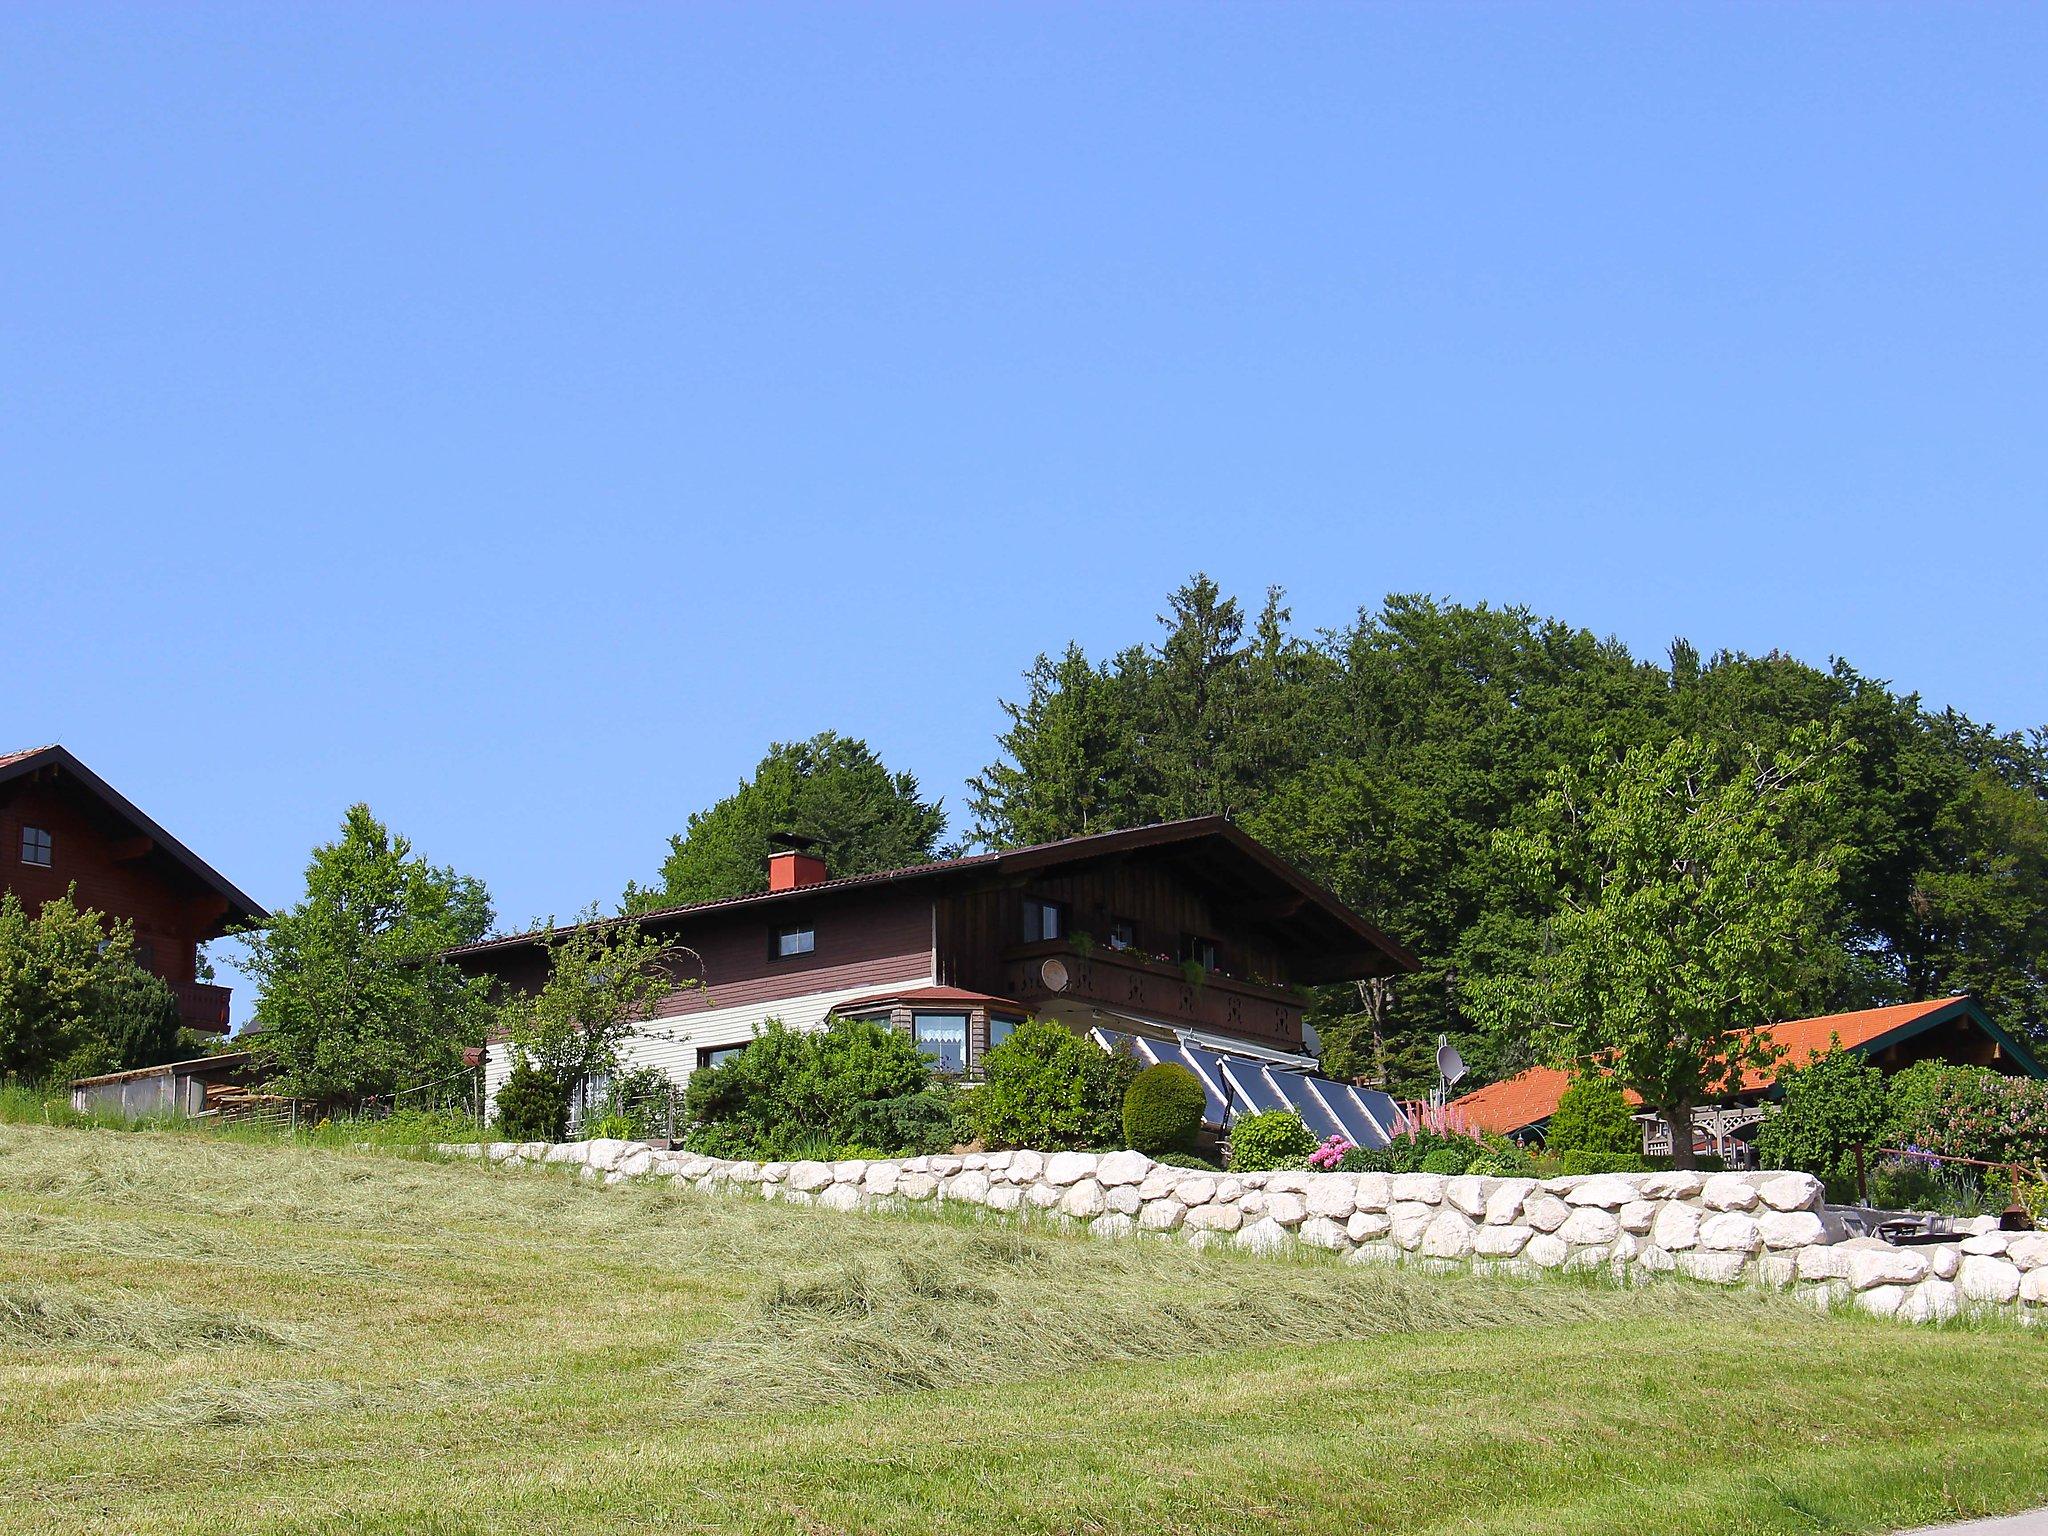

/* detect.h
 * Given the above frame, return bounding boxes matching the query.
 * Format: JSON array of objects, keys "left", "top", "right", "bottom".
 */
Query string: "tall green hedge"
[{"left": 965, "top": 1020, "right": 1136, "bottom": 1150}]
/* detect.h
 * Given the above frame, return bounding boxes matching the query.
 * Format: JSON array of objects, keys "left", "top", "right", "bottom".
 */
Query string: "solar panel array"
[{"left": 1093, "top": 1027, "right": 1404, "bottom": 1149}]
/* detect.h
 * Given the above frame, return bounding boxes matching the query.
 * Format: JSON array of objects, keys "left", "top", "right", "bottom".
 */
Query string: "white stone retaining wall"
[{"left": 448, "top": 1140, "right": 2048, "bottom": 1326}]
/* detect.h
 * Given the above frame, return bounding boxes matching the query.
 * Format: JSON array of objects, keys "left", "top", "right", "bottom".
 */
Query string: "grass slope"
[{"left": 1, "top": 1124, "right": 2044, "bottom": 1536}]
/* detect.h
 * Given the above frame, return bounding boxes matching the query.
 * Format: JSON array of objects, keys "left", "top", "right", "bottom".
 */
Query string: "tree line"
[{"left": 115, "top": 575, "right": 2040, "bottom": 1144}]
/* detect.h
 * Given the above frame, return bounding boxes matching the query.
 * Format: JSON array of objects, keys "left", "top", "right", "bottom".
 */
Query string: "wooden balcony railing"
[
  {"left": 1002, "top": 940, "right": 1306, "bottom": 1051},
  {"left": 174, "top": 981, "right": 233, "bottom": 1032}
]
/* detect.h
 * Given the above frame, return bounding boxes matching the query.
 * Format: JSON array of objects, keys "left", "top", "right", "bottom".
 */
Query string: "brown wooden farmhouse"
[
  {"left": 449, "top": 816, "right": 1416, "bottom": 1105},
  {"left": 0, "top": 745, "right": 264, "bottom": 1033}
]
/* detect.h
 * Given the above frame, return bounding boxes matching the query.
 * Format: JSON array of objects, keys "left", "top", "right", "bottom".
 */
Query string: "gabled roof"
[
  {"left": 0, "top": 745, "right": 266, "bottom": 930},
  {"left": 446, "top": 815, "right": 1416, "bottom": 981},
  {"left": 1450, "top": 996, "right": 2043, "bottom": 1135}
]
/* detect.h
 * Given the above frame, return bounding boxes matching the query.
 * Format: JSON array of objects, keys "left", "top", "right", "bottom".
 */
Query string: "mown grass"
[{"left": 1, "top": 1122, "right": 2044, "bottom": 1536}]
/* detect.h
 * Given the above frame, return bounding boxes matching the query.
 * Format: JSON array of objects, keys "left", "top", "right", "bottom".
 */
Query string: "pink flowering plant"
[{"left": 1307, "top": 1133, "right": 1355, "bottom": 1170}]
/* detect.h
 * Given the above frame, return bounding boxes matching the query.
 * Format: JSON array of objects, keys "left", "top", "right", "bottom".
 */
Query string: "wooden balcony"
[
  {"left": 1001, "top": 940, "right": 1307, "bottom": 1052},
  {"left": 174, "top": 981, "right": 233, "bottom": 1033}
]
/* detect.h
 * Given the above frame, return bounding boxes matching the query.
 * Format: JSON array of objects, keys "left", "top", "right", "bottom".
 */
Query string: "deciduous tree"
[
  {"left": 1472, "top": 728, "right": 1851, "bottom": 1167},
  {"left": 241, "top": 805, "right": 494, "bottom": 1103}
]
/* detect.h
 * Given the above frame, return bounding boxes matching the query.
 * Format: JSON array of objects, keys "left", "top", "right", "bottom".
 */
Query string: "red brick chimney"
[{"left": 767, "top": 834, "right": 828, "bottom": 891}]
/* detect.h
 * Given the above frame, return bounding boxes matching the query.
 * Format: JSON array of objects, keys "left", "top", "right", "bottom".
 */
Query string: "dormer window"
[
  {"left": 19, "top": 827, "right": 51, "bottom": 867},
  {"left": 775, "top": 924, "right": 816, "bottom": 958},
  {"left": 1021, "top": 898, "right": 1066, "bottom": 944}
]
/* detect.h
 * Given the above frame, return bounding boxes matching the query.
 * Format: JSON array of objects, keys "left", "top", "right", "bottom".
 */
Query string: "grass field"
[{"left": 3, "top": 1123, "right": 2046, "bottom": 1536}]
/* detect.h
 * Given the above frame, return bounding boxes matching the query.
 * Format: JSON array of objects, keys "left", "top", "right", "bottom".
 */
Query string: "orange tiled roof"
[{"left": 1450, "top": 997, "right": 1967, "bottom": 1135}]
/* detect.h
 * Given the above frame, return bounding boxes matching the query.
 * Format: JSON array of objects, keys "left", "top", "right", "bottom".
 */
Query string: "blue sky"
[{"left": 3, "top": 5, "right": 2042, "bottom": 1020}]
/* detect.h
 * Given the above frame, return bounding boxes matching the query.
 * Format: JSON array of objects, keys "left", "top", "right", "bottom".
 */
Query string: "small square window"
[
  {"left": 988, "top": 1015, "right": 1022, "bottom": 1051},
  {"left": 1108, "top": 919, "right": 1136, "bottom": 951},
  {"left": 19, "top": 827, "right": 51, "bottom": 867},
  {"left": 776, "top": 925, "right": 816, "bottom": 958},
  {"left": 697, "top": 1043, "right": 748, "bottom": 1070},
  {"left": 1022, "top": 898, "right": 1065, "bottom": 944},
  {"left": 1181, "top": 935, "right": 1218, "bottom": 971}
]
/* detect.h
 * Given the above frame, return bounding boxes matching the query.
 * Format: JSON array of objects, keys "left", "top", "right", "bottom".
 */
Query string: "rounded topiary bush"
[
  {"left": 1227, "top": 1109, "right": 1319, "bottom": 1171},
  {"left": 1122, "top": 1063, "right": 1206, "bottom": 1155}
]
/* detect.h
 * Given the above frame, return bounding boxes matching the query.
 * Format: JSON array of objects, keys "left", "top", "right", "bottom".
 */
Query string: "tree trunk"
[{"left": 1664, "top": 1102, "right": 1697, "bottom": 1170}]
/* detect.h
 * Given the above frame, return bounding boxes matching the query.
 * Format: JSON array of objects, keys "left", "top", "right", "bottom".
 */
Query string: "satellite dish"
[
  {"left": 1040, "top": 957, "right": 1070, "bottom": 993},
  {"left": 1436, "top": 1038, "right": 1468, "bottom": 1090}
]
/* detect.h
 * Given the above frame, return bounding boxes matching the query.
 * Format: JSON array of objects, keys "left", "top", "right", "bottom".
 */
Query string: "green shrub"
[
  {"left": 1546, "top": 1073, "right": 1638, "bottom": 1156},
  {"left": 1754, "top": 1046, "right": 1888, "bottom": 1190},
  {"left": 682, "top": 1017, "right": 945, "bottom": 1160},
  {"left": 1227, "top": 1110, "right": 1318, "bottom": 1171},
  {"left": 1557, "top": 1150, "right": 1651, "bottom": 1175},
  {"left": 494, "top": 1058, "right": 569, "bottom": 1142},
  {"left": 1465, "top": 1136, "right": 1540, "bottom": 1177},
  {"left": 1121, "top": 1063, "right": 1206, "bottom": 1155},
  {"left": 1420, "top": 1146, "right": 1471, "bottom": 1175},
  {"left": 1151, "top": 1150, "right": 1221, "bottom": 1171},
  {"left": 1336, "top": 1147, "right": 1396, "bottom": 1173},
  {"left": 581, "top": 1111, "right": 637, "bottom": 1140},
  {"left": 965, "top": 1020, "right": 1136, "bottom": 1151}
]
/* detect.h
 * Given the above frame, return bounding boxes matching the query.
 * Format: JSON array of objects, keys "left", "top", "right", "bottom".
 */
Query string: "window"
[
  {"left": 134, "top": 940, "right": 156, "bottom": 971},
  {"left": 775, "top": 924, "right": 816, "bottom": 958},
  {"left": 1108, "top": 919, "right": 1136, "bottom": 951},
  {"left": 912, "top": 1012, "right": 967, "bottom": 1074},
  {"left": 987, "top": 1014, "right": 1022, "bottom": 1051},
  {"left": 697, "top": 1043, "right": 748, "bottom": 1070},
  {"left": 20, "top": 827, "right": 51, "bottom": 867},
  {"left": 1181, "top": 935, "right": 1218, "bottom": 971},
  {"left": 1021, "top": 898, "right": 1066, "bottom": 944}
]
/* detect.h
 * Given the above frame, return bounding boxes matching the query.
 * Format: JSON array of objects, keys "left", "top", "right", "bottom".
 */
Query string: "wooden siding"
[
  {"left": 938, "top": 850, "right": 1294, "bottom": 1000},
  {"left": 0, "top": 776, "right": 226, "bottom": 994},
  {"left": 459, "top": 889, "right": 935, "bottom": 1022}
]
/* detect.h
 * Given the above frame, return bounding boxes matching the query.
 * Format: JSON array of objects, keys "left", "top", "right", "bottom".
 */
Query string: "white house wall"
[{"left": 480, "top": 974, "right": 939, "bottom": 1105}]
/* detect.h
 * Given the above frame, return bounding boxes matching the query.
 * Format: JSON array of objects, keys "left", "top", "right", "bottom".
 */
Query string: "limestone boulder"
[
  {"left": 1184, "top": 1201, "right": 1244, "bottom": 1233},
  {"left": 1565, "top": 1176, "right": 1638, "bottom": 1210},
  {"left": 1701, "top": 1174, "right": 1761, "bottom": 1212},
  {"left": 1045, "top": 1151, "right": 1098, "bottom": 1187},
  {"left": 1299, "top": 1216, "right": 1351, "bottom": 1251},
  {"left": 1305, "top": 1177, "right": 1357, "bottom": 1221},
  {"left": 1060, "top": 1179, "right": 1108, "bottom": 1219},
  {"left": 1698, "top": 1213, "right": 1762, "bottom": 1255},
  {"left": 1558, "top": 1208, "right": 1621, "bottom": 1247},
  {"left": 787, "top": 1161, "right": 834, "bottom": 1193},
  {"left": 1847, "top": 1245, "right": 1929, "bottom": 1291},
  {"left": 1958, "top": 1254, "right": 2022, "bottom": 1305},
  {"left": 1390, "top": 1173, "right": 1446, "bottom": 1205},
  {"left": 947, "top": 1170, "right": 992, "bottom": 1204},
  {"left": 1090, "top": 1214, "right": 1136, "bottom": 1240},
  {"left": 1757, "top": 1172, "right": 1824, "bottom": 1212},
  {"left": 1484, "top": 1178, "right": 1536, "bottom": 1226},
  {"left": 1267, "top": 1192, "right": 1308, "bottom": 1228},
  {"left": 1353, "top": 1173, "right": 1393, "bottom": 1212},
  {"left": 1098, "top": 1150, "right": 1151, "bottom": 1187},
  {"left": 1139, "top": 1199, "right": 1186, "bottom": 1232},
  {"left": 1347, "top": 1210, "right": 1392, "bottom": 1242},
  {"left": 1443, "top": 1177, "right": 1488, "bottom": 1218},
  {"left": 1107, "top": 1184, "right": 1143, "bottom": 1217},
  {"left": 1522, "top": 1194, "right": 1570, "bottom": 1233},
  {"left": 1175, "top": 1175, "right": 1218, "bottom": 1207},
  {"left": 1235, "top": 1217, "right": 1293, "bottom": 1256},
  {"left": 1758, "top": 1211, "right": 1828, "bottom": 1249},
  {"left": 1474, "top": 1224, "right": 1532, "bottom": 1259},
  {"left": 1420, "top": 1210, "right": 1477, "bottom": 1260}
]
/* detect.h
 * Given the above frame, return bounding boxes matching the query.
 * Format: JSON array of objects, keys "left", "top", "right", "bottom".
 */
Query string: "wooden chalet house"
[
  {"left": 0, "top": 745, "right": 264, "bottom": 1034},
  {"left": 450, "top": 817, "right": 1418, "bottom": 1137}
]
